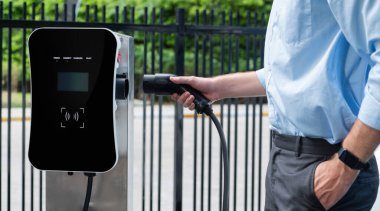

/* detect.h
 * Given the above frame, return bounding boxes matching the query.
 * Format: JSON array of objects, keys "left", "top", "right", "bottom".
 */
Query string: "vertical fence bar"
[
  {"left": 122, "top": 6, "right": 127, "bottom": 23},
  {"left": 149, "top": 7, "right": 156, "bottom": 211},
  {"left": 94, "top": 5, "right": 98, "bottom": 22},
  {"left": 31, "top": 4, "right": 36, "bottom": 210},
  {"left": 54, "top": 3, "right": 58, "bottom": 21},
  {"left": 207, "top": 9, "right": 214, "bottom": 211},
  {"left": 72, "top": 4, "right": 76, "bottom": 22},
  {"left": 142, "top": 7, "right": 148, "bottom": 211},
  {"left": 200, "top": 10, "right": 207, "bottom": 211},
  {"left": 251, "top": 10, "right": 257, "bottom": 211},
  {"left": 157, "top": 9, "right": 163, "bottom": 211},
  {"left": 244, "top": 11, "right": 251, "bottom": 211},
  {"left": 258, "top": 89, "right": 263, "bottom": 211},
  {"left": 174, "top": 8, "right": 185, "bottom": 211},
  {"left": 131, "top": 7, "right": 135, "bottom": 36},
  {"left": 258, "top": 12, "right": 265, "bottom": 211},
  {"left": 0, "top": 2, "right": 3, "bottom": 211},
  {"left": 251, "top": 10, "right": 258, "bottom": 211},
  {"left": 7, "top": 2, "right": 13, "bottom": 211},
  {"left": 219, "top": 10, "right": 226, "bottom": 211},
  {"left": 115, "top": 6, "right": 119, "bottom": 23},
  {"left": 40, "top": 4, "right": 45, "bottom": 210},
  {"left": 102, "top": 5, "right": 106, "bottom": 23},
  {"left": 63, "top": 3, "right": 67, "bottom": 21},
  {"left": 233, "top": 11, "right": 240, "bottom": 211},
  {"left": 193, "top": 9, "right": 199, "bottom": 211},
  {"left": 251, "top": 106, "right": 257, "bottom": 211},
  {"left": 226, "top": 13, "right": 232, "bottom": 210},
  {"left": 41, "top": 3, "right": 45, "bottom": 20},
  {"left": 21, "top": 4, "right": 27, "bottom": 211},
  {"left": 85, "top": 4, "right": 89, "bottom": 22}
]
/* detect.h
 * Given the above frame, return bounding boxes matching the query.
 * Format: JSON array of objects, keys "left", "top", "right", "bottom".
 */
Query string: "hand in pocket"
[{"left": 313, "top": 154, "right": 359, "bottom": 209}]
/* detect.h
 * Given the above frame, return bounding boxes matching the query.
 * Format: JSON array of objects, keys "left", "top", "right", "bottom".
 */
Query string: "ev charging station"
[{"left": 28, "top": 28, "right": 134, "bottom": 211}]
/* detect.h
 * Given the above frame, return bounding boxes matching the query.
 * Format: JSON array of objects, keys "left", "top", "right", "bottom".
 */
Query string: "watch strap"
[{"left": 338, "top": 147, "right": 370, "bottom": 171}]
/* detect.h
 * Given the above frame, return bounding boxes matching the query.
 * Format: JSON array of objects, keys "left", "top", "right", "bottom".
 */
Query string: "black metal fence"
[{"left": 0, "top": 2, "right": 269, "bottom": 211}]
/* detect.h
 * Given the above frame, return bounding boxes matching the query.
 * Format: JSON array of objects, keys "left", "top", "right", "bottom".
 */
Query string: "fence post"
[{"left": 174, "top": 8, "right": 185, "bottom": 211}]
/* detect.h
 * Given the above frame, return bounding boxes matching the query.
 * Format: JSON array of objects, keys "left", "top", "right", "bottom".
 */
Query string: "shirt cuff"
[
  {"left": 255, "top": 68, "right": 267, "bottom": 90},
  {"left": 358, "top": 90, "right": 380, "bottom": 131}
]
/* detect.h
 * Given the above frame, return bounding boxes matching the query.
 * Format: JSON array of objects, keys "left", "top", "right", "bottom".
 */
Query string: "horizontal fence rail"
[
  {"left": 0, "top": 20, "right": 267, "bottom": 35},
  {"left": 0, "top": 1, "right": 270, "bottom": 211}
]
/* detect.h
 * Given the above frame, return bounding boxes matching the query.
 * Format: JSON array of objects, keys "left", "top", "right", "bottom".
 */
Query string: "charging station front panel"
[{"left": 28, "top": 28, "right": 118, "bottom": 172}]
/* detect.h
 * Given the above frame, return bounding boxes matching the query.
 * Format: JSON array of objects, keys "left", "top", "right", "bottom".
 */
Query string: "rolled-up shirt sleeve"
[
  {"left": 328, "top": 0, "right": 380, "bottom": 130},
  {"left": 256, "top": 68, "right": 268, "bottom": 90}
]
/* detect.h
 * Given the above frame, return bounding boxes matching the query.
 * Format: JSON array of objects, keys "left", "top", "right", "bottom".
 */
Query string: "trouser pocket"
[{"left": 271, "top": 148, "right": 327, "bottom": 211}]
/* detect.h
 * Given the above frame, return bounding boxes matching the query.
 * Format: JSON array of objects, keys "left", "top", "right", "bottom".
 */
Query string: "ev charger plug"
[
  {"left": 143, "top": 74, "right": 211, "bottom": 114},
  {"left": 143, "top": 73, "right": 229, "bottom": 211}
]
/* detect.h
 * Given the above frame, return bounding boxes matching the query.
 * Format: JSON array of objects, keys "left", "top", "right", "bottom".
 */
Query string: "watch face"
[
  {"left": 28, "top": 28, "right": 118, "bottom": 172},
  {"left": 338, "top": 148, "right": 348, "bottom": 160},
  {"left": 339, "top": 148, "right": 353, "bottom": 165}
]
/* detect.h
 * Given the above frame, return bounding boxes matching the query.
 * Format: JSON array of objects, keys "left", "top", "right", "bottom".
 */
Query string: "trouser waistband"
[{"left": 272, "top": 131, "right": 341, "bottom": 156}]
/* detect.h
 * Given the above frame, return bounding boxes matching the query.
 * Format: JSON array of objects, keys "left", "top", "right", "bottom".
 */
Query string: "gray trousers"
[{"left": 265, "top": 133, "right": 379, "bottom": 211}]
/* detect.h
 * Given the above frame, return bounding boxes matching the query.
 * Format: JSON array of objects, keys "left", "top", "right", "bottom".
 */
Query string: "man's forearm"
[
  {"left": 213, "top": 71, "right": 266, "bottom": 99},
  {"left": 342, "top": 120, "right": 380, "bottom": 163}
]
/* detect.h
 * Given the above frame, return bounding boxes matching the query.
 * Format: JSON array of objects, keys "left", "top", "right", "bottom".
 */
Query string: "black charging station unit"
[{"left": 28, "top": 28, "right": 122, "bottom": 172}]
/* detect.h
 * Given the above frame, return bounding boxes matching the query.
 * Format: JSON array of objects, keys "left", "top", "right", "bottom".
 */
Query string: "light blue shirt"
[{"left": 256, "top": 0, "right": 380, "bottom": 144}]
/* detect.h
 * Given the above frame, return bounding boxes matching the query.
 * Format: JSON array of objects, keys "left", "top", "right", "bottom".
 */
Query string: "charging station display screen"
[{"left": 57, "top": 72, "right": 89, "bottom": 92}]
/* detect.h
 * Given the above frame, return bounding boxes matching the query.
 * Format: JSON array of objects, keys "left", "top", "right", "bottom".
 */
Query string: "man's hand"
[
  {"left": 314, "top": 154, "right": 359, "bottom": 210},
  {"left": 170, "top": 76, "right": 219, "bottom": 111}
]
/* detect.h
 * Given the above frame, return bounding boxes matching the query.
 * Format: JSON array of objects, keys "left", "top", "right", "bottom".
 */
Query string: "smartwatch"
[{"left": 338, "top": 147, "right": 370, "bottom": 171}]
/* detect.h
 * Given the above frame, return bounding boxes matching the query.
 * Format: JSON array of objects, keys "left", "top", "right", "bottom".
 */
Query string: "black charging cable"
[
  {"left": 83, "top": 173, "right": 96, "bottom": 211},
  {"left": 204, "top": 107, "right": 229, "bottom": 211},
  {"left": 143, "top": 74, "right": 230, "bottom": 211}
]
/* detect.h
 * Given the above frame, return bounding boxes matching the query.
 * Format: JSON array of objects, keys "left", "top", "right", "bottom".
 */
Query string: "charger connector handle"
[{"left": 143, "top": 74, "right": 211, "bottom": 114}]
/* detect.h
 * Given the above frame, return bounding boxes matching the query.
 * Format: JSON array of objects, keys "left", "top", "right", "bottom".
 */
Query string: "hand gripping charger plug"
[
  {"left": 28, "top": 28, "right": 133, "bottom": 211},
  {"left": 143, "top": 74, "right": 230, "bottom": 211}
]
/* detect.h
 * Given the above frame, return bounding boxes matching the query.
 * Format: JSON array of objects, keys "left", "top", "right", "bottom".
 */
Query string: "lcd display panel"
[{"left": 57, "top": 72, "right": 89, "bottom": 92}]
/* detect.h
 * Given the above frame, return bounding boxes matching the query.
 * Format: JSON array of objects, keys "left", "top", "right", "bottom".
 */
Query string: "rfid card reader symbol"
[{"left": 60, "top": 107, "right": 85, "bottom": 128}]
